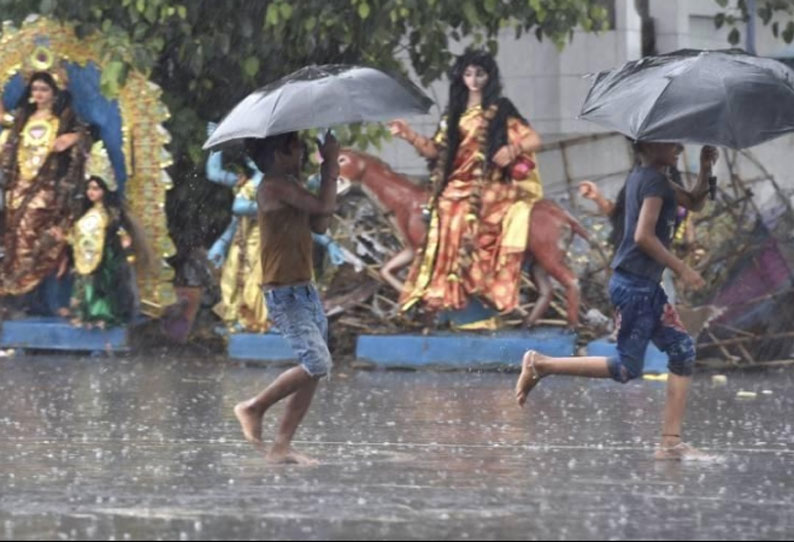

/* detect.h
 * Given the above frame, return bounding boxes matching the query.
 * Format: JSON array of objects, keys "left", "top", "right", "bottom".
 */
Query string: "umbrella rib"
[
  {"left": 634, "top": 67, "right": 688, "bottom": 139},
  {"left": 719, "top": 74, "right": 738, "bottom": 149},
  {"left": 637, "top": 57, "right": 695, "bottom": 140},
  {"left": 267, "top": 87, "right": 286, "bottom": 133}
]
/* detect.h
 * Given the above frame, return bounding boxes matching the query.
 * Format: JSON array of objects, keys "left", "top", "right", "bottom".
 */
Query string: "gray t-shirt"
[{"left": 611, "top": 166, "right": 677, "bottom": 282}]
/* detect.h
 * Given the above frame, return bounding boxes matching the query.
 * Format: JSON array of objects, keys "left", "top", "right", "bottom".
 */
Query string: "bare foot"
[
  {"left": 267, "top": 448, "right": 318, "bottom": 465},
  {"left": 654, "top": 441, "right": 724, "bottom": 462},
  {"left": 515, "top": 350, "right": 545, "bottom": 407},
  {"left": 233, "top": 402, "right": 264, "bottom": 444}
]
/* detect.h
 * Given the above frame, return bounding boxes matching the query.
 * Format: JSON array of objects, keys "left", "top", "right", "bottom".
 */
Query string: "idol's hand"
[
  {"left": 578, "top": 180, "right": 600, "bottom": 200},
  {"left": 326, "top": 241, "right": 345, "bottom": 266},
  {"left": 388, "top": 119, "right": 411, "bottom": 140},
  {"left": 207, "top": 243, "right": 226, "bottom": 269},
  {"left": 492, "top": 145, "right": 513, "bottom": 168},
  {"left": 48, "top": 226, "right": 65, "bottom": 241},
  {"left": 53, "top": 133, "right": 79, "bottom": 152},
  {"left": 57, "top": 257, "right": 69, "bottom": 279}
]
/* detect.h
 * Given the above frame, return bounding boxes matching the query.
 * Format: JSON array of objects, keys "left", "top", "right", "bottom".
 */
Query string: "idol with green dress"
[{"left": 64, "top": 142, "right": 152, "bottom": 328}]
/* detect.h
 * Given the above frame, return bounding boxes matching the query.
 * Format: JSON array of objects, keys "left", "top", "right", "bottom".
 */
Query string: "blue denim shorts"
[
  {"left": 607, "top": 270, "right": 695, "bottom": 382},
  {"left": 265, "top": 283, "right": 332, "bottom": 378}
]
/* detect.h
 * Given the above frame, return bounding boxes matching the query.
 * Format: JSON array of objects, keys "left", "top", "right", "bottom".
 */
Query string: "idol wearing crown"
[
  {"left": 58, "top": 142, "right": 153, "bottom": 329},
  {"left": 0, "top": 40, "right": 88, "bottom": 314},
  {"left": 0, "top": 18, "right": 177, "bottom": 320}
]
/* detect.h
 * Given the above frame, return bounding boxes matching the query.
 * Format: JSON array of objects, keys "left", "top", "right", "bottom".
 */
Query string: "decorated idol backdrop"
[{"left": 0, "top": 17, "right": 176, "bottom": 315}]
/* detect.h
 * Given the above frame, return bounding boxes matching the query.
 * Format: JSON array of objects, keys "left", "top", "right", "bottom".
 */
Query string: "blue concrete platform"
[
  {"left": 355, "top": 327, "right": 577, "bottom": 369},
  {"left": 228, "top": 332, "right": 295, "bottom": 362},
  {"left": 0, "top": 317, "right": 129, "bottom": 352},
  {"left": 436, "top": 297, "right": 499, "bottom": 327},
  {"left": 585, "top": 338, "right": 669, "bottom": 374}
]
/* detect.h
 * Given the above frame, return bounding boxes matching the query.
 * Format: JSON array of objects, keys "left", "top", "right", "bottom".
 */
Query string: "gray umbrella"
[
  {"left": 203, "top": 64, "right": 433, "bottom": 149},
  {"left": 579, "top": 49, "right": 794, "bottom": 149}
]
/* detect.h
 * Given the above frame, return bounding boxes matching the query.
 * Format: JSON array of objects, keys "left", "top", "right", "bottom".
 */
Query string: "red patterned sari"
[
  {"left": 0, "top": 108, "right": 86, "bottom": 296},
  {"left": 401, "top": 105, "right": 543, "bottom": 314}
]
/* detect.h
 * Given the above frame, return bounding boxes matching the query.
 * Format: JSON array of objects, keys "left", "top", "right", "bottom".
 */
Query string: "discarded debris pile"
[
  {"left": 688, "top": 150, "right": 794, "bottom": 366},
  {"left": 319, "top": 191, "right": 418, "bottom": 353},
  {"left": 322, "top": 183, "right": 607, "bottom": 348},
  {"left": 320, "top": 140, "right": 794, "bottom": 368}
]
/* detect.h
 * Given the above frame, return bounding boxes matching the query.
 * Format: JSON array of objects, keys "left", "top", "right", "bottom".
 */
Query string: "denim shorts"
[
  {"left": 607, "top": 270, "right": 695, "bottom": 382},
  {"left": 265, "top": 283, "right": 332, "bottom": 378}
]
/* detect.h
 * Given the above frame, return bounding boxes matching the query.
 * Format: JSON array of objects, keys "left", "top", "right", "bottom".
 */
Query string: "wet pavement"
[{"left": 1, "top": 354, "right": 793, "bottom": 540}]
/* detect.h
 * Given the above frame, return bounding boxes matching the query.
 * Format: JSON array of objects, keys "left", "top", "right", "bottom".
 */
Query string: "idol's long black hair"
[
  {"left": 18, "top": 71, "right": 73, "bottom": 125},
  {"left": 442, "top": 49, "right": 529, "bottom": 185},
  {"left": 83, "top": 175, "right": 155, "bottom": 273}
]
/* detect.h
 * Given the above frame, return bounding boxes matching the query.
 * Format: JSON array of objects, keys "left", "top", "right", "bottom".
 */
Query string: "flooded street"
[{"left": 1, "top": 355, "right": 793, "bottom": 540}]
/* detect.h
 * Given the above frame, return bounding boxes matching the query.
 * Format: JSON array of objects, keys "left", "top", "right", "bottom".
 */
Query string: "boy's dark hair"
[{"left": 244, "top": 131, "right": 299, "bottom": 172}]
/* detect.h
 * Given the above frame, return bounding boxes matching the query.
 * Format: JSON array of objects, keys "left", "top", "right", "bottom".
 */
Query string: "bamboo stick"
[
  {"left": 701, "top": 329, "right": 794, "bottom": 348},
  {"left": 705, "top": 329, "right": 739, "bottom": 365}
]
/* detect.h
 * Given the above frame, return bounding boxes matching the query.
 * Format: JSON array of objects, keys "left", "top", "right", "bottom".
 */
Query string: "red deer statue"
[{"left": 338, "top": 149, "right": 588, "bottom": 328}]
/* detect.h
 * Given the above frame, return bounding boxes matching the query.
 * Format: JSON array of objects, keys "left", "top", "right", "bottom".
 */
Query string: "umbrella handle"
[
  {"left": 708, "top": 176, "right": 717, "bottom": 201},
  {"left": 317, "top": 128, "right": 336, "bottom": 145}
]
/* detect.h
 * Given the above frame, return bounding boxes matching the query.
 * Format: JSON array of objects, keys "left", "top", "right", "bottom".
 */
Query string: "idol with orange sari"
[{"left": 390, "top": 50, "right": 543, "bottom": 314}]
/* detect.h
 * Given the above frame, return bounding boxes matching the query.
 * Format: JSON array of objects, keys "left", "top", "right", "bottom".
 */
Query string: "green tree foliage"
[
  {"left": 714, "top": 0, "right": 794, "bottom": 46},
  {"left": 1, "top": 0, "right": 606, "bottom": 248}
]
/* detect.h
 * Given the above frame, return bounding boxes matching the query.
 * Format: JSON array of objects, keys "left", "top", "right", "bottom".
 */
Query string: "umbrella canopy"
[
  {"left": 579, "top": 49, "right": 794, "bottom": 149},
  {"left": 203, "top": 64, "right": 433, "bottom": 149}
]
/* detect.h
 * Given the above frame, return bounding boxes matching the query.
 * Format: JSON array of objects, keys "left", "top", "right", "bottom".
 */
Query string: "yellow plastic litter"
[{"left": 643, "top": 373, "right": 668, "bottom": 382}]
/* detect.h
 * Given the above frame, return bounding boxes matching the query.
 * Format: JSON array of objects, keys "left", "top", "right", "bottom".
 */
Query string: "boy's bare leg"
[
  {"left": 268, "top": 376, "right": 320, "bottom": 464},
  {"left": 655, "top": 373, "right": 721, "bottom": 461},
  {"left": 660, "top": 372, "right": 689, "bottom": 444},
  {"left": 234, "top": 366, "right": 314, "bottom": 445},
  {"left": 516, "top": 350, "right": 611, "bottom": 407}
]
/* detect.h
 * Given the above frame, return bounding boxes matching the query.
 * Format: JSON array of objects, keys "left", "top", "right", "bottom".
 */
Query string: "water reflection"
[{"left": 1, "top": 355, "right": 792, "bottom": 539}]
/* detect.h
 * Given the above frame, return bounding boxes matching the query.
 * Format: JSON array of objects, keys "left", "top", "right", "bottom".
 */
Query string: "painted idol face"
[{"left": 463, "top": 64, "right": 489, "bottom": 94}]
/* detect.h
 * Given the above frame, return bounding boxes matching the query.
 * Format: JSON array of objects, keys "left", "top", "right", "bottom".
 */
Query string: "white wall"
[
  {"left": 380, "top": 0, "right": 642, "bottom": 179},
  {"left": 379, "top": 0, "right": 794, "bottom": 204}
]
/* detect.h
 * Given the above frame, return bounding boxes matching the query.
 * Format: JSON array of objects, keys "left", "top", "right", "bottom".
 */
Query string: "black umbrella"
[
  {"left": 203, "top": 64, "right": 433, "bottom": 149},
  {"left": 580, "top": 49, "right": 794, "bottom": 149}
]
